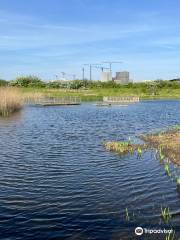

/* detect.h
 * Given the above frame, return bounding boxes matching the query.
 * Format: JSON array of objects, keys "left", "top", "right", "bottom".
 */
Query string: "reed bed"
[
  {"left": 141, "top": 128, "right": 180, "bottom": 165},
  {"left": 161, "top": 206, "right": 171, "bottom": 224},
  {"left": 105, "top": 126, "right": 180, "bottom": 165},
  {"left": 0, "top": 87, "right": 23, "bottom": 117},
  {"left": 22, "top": 91, "right": 45, "bottom": 104},
  {"left": 104, "top": 141, "right": 147, "bottom": 155}
]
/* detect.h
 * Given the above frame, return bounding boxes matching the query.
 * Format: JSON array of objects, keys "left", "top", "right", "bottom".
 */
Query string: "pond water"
[{"left": 0, "top": 100, "right": 180, "bottom": 240}]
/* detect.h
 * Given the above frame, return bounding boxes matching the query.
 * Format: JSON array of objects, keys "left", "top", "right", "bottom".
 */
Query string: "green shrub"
[
  {"left": 0, "top": 79, "right": 8, "bottom": 86},
  {"left": 11, "top": 75, "right": 46, "bottom": 88}
]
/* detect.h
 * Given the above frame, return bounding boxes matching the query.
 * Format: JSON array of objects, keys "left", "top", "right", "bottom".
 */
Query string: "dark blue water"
[{"left": 0, "top": 100, "right": 180, "bottom": 240}]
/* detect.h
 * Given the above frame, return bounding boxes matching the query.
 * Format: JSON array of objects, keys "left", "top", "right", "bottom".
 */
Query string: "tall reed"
[{"left": 0, "top": 87, "right": 23, "bottom": 117}]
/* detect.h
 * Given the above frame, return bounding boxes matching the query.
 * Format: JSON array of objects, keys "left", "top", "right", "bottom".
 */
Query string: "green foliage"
[
  {"left": 0, "top": 79, "right": 8, "bottom": 86},
  {"left": 11, "top": 75, "right": 46, "bottom": 88},
  {"left": 47, "top": 81, "right": 69, "bottom": 89},
  {"left": 174, "top": 125, "right": 180, "bottom": 131},
  {"left": 89, "top": 81, "right": 120, "bottom": 89},
  {"left": 69, "top": 80, "right": 84, "bottom": 89}
]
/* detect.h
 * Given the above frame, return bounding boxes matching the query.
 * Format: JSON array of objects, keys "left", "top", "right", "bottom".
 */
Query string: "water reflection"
[{"left": 0, "top": 109, "right": 23, "bottom": 125}]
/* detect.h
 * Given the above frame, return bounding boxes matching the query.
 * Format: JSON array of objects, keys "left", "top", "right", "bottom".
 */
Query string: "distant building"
[
  {"left": 100, "top": 71, "right": 112, "bottom": 82},
  {"left": 114, "top": 71, "right": 130, "bottom": 84}
]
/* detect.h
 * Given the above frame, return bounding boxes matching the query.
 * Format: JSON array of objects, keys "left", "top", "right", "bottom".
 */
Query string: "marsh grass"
[
  {"left": 164, "top": 164, "right": 171, "bottom": 177},
  {"left": 22, "top": 91, "right": 45, "bottom": 104},
  {"left": 125, "top": 208, "right": 130, "bottom": 221},
  {"left": 104, "top": 141, "right": 147, "bottom": 155},
  {"left": 0, "top": 87, "right": 23, "bottom": 117},
  {"left": 159, "top": 146, "right": 165, "bottom": 162},
  {"left": 176, "top": 177, "right": 180, "bottom": 189},
  {"left": 161, "top": 207, "right": 171, "bottom": 224},
  {"left": 141, "top": 128, "right": 180, "bottom": 165},
  {"left": 165, "top": 230, "right": 175, "bottom": 240}
]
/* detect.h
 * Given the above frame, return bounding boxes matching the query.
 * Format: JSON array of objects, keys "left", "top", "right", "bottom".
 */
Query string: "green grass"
[{"left": 21, "top": 87, "right": 180, "bottom": 102}]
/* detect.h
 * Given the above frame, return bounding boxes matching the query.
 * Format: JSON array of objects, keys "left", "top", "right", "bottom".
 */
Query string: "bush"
[
  {"left": 47, "top": 81, "right": 70, "bottom": 89},
  {"left": 11, "top": 75, "right": 46, "bottom": 88},
  {"left": 0, "top": 79, "right": 8, "bottom": 86},
  {"left": 69, "top": 80, "right": 84, "bottom": 89}
]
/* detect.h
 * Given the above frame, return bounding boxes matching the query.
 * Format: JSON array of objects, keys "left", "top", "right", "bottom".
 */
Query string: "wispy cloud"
[
  {"left": 0, "top": 2, "right": 180, "bottom": 80},
  {"left": 0, "top": 9, "right": 159, "bottom": 51}
]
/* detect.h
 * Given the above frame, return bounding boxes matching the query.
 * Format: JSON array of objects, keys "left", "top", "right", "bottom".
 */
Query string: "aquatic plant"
[
  {"left": 105, "top": 125, "right": 180, "bottom": 165},
  {"left": 161, "top": 207, "right": 171, "bottom": 224},
  {"left": 125, "top": 208, "right": 130, "bottom": 221},
  {"left": 0, "top": 87, "right": 23, "bottom": 117},
  {"left": 159, "top": 147, "right": 165, "bottom": 163},
  {"left": 164, "top": 164, "right": 171, "bottom": 177},
  {"left": 176, "top": 177, "right": 180, "bottom": 189},
  {"left": 104, "top": 141, "right": 147, "bottom": 156},
  {"left": 165, "top": 230, "right": 175, "bottom": 240},
  {"left": 137, "top": 147, "right": 142, "bottom": 157}
]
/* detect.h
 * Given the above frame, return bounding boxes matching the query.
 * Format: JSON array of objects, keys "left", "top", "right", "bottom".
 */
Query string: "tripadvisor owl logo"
[{"left": 135, "top": 227, "right": 144, "bottom": 236}]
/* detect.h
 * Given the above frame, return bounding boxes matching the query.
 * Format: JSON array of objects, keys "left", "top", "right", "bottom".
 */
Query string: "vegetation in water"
[
  {"left": 164, "top": 164, "right": 171, "bottom": 176},
  {"left": 165, "top": 231, "right": 175, "bottom": 240},
  {"left": 159, "top": 146, "right": 165, "bottom": 162},
  {"left": 104, "top": 141, "right": 147, "bottom": 155},
  {"left": 176, "top": 177, "right": 180, "bottom": 188},
  {"left": 0, "top": 87, "right": 45, "bottom": 116},
  {"left": 0, "top": 87, "right": 23, "bottom": 117},
  {"left": 137, "top": 147, "right": 142, "bottom": 157},
  {"left": 141, "top": 127, "right": 180, "bottom": 165},
  {"left": 125, "top": 208, "right": 130, "bottom": 221},
  {"left": 161, "top": 206, "right": 171, "bottom": 224}
]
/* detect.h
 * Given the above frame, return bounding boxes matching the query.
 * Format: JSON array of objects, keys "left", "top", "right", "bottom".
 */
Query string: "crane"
[
  {"left": 102, "top": 61, "right": 123, "bottom": 72},
  {"left": 94, "top": 66, "right": 110, "bottom": 72},
  {"left": 83, "top": 63, "right": 101, "bottom": 81}
]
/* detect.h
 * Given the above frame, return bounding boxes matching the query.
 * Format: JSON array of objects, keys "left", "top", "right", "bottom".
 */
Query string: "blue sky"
[{"left": 0, "top": 0, "right": 180, "bottom": 81}]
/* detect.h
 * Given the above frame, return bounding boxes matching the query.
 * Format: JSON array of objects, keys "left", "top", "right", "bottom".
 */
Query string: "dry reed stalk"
[{"left": 0, "top": 87, "right": 23, "bottom": 116}]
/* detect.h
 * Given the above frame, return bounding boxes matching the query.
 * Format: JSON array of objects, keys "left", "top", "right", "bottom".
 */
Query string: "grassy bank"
[
  {"left": 4, "top": 76, "right": 180, "bottom": 101},
  {"left": 21, "top": 87, "right": 180, "bottom": 101}
]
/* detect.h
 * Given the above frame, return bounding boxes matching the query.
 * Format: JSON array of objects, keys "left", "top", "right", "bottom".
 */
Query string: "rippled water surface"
[{"left": 0, "top": 100, "right": 180, "bottom": 240}]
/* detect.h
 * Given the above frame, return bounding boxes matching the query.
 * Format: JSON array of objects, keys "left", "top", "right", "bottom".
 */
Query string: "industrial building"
[
  {"left": 100, "top": 70, "right": 131, "bottom": 84},
  {"left": 100, "top": 71, "right": 112, "bottom": 82},
  {"left": 114, "top": 71, "right": 130, "bottom": 84}
]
